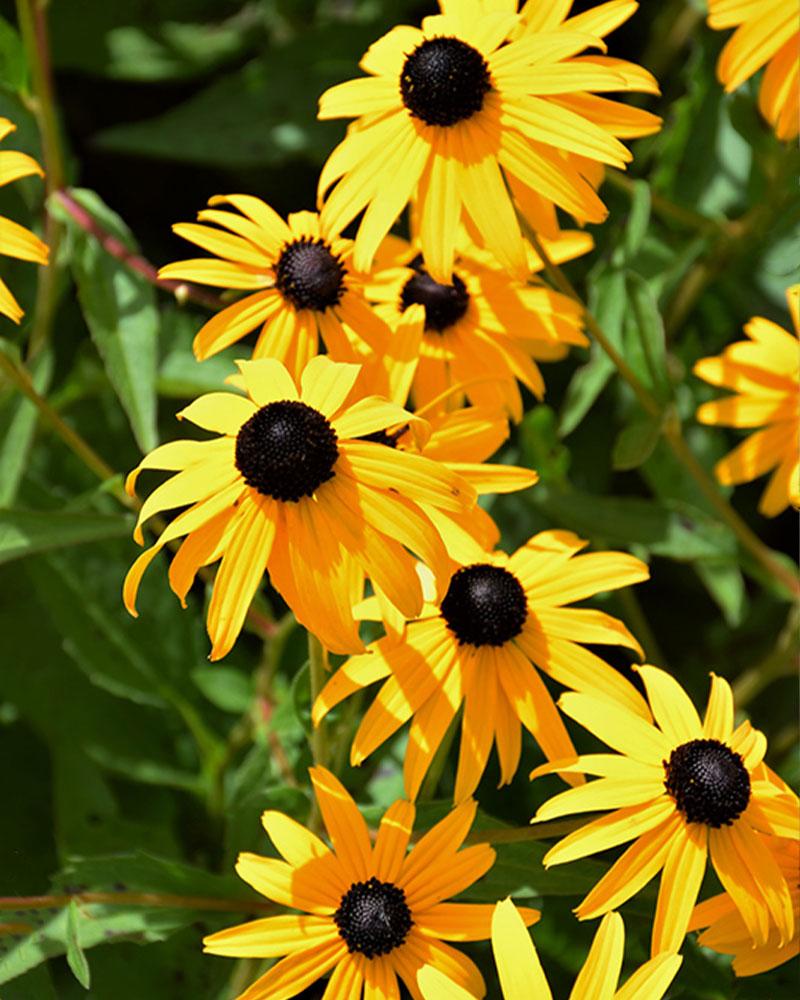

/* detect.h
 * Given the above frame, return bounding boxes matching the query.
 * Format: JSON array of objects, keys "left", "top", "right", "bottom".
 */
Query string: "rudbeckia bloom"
[
  {"left": 158, "top": 199, "right": 388, "bottom": 376},
  {"left": 316, "top": 0, "right": 660, "bottom": 281},
  {"left": 418, "top": 902, "right": 683, "bottom": 1000},
  {"left": 365, "top": 228, "right": 590, "bottom": 419},
  {"left": 203, "top": 766, "right": 538, "bottom": 999},
  {"left": 690, "top": 833, "right": 799, "bottom": 976},
  {"left": 124, "top": 355, "right": 476, "bottom": 659},
  {"left": 708, "top": 0, "right": 799, "bottom": 140},
  {"left": 314, "top": 530, "right": 650, "bottom": 802},
  {"left": 532, "top": 667, "right": 798, "bottom": 956},
  {"left": 0, "top": 118, "right": 48, "bottom": 324},
  {"left": 693, "top": 285, "right": 799, "bottom": 517}
]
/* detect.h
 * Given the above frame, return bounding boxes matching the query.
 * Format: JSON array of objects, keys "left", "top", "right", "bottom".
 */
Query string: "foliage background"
[{"left": 0, "top": 0, "right": 797, "bottom": 997}]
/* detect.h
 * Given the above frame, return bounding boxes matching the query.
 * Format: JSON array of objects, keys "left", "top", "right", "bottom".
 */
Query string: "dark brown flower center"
[
  {"left": 400, "top": 256, "right": 469, "bottom": 332},
  {"left": 334, "top": 877, "right": 413, "bottom": 958},
  {"left": 400, "top": 36, "right": 491, "bottom": 127},
  {"left": 275, "top": 238, "right": 345, "bottom": 311},
  {"left": 235, "top": 400, "right": 338, "bottom": 501},
  {"left": 441, "top": 564, "right": 528, "bottom": 646},
  {"left": 663, "top": 738, "right": 751, "bottom": 827}
]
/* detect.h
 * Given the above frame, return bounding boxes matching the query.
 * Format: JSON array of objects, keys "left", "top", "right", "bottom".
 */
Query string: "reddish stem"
[{"left": 53, "top": 189, "right": 224, "bottom": 311}]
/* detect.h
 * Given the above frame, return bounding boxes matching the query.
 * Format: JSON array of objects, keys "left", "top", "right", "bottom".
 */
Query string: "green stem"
[
  {"left": 16, "top": 0, "right": 66, "bottom": 362},
  {"left": 732, "top": 606, "right": 799, "bottom": 707},
  {"left": 605, "top": 169, "right": 718, "bottom": 235},
  {"left": 308, "top": 632, "right": 329, "bottom": 769},
  {"left": 0, "top": 347, "right": 133, "bottom": 507},
  {"left": 0, "top": 891, "right": 273, "bottom": 914},
  {"left": 526, "top": 231, "right": 800, "bottom": 600}
]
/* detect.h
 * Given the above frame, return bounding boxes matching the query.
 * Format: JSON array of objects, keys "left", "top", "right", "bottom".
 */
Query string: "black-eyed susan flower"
[
  {"left": 708, "top": 0, "right": 799, "bottom": 140},
  {"left": 694, "top": 285, "right": 799, "bottom": 517},
  {"left": 532, "top": 667, "right": 798, "bottom": 956},
  {"left": 364, "top": 228, "right": 590, "bottom": 419},
  {"left": 418, "top": 902, "right": 683, "bottom": 1000},
  {"left": 0, "top": 118, "right": 48, "bottom": 324},
  {"left": 158, "top": 199, "right": 389, "bottom": 376},
  {"left": 316, "top": 0, "right": 660, "bottom": 280},
  {"left": 203, "top": 766, "right": 538, "bottom": 999},
  {"left": 690, "top": 832, "right": 799, "bottom": 976},
  {"left": 314, "top": 530, "right": 650, "bottom": 802},
  {"left": 124, "top": 355, "right": 476, "bottom": 659}
]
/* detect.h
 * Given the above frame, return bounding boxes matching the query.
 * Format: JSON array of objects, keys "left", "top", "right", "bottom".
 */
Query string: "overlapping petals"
[
  {"left": 708, "top": 0, "right": 799, "bottom": 140},
  {"left": 365, "top": 228, "right": 590, "bottom": 419},
  {"left": 418, "top": 902, "right": 683, "bottom": 999}
]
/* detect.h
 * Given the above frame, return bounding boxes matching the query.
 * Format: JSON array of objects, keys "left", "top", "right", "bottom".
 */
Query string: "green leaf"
[
  {"left": 93, "top": 23, "right": 383, "bottom": 168},
  {"left": 51, "top": 188, "right": 159, "bottom": 452},
  {"left": 0, "top": 348, "right": 52, "bottom": 505},
  {"left": 624, "top": 180, "right": 651, "bottom": 258},
  {"left": 559, "top": 267, "right": 624, "bottom": 436},
  {"left": 536, "top": 488, "right": 736, "bottom": 562},
  {"left": 157, "top": 311, "right": 237, "bottom": 397},
  {"left": 0, "top": 16, "right": 27, "bottom": 92},
  {"left": 0, "top": 509, "right": 131, "bottom": 565},
  {"left": 612, "top": 416, "right": 661, "bottom": 471},
  {"left": 624, "top": 273, "right": 671, "bottom": 400},
  {"left": 694, "top": 559, "right": 747, "bottom": 627},
  {"left": 192, "top": 667, "right": 253, "bottom": 714},
  {"left": 519, "top": 405, "right": 570, "bottom": 486},
  {"left": 48, "top": 0, "right": 257, "bottom": 81},
  {"left": 65, "top": 901, "right": 91, "bottom": 989}
]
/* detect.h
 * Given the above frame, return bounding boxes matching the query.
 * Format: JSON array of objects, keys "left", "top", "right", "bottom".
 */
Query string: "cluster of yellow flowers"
[{"left": 3, "top": 2, "right": 797, "bottom": 998}]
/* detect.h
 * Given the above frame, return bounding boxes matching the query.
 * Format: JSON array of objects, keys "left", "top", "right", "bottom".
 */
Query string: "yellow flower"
[
  {"left": 708, "top": 0, "right": 799, "bottom": 140},
  {"left": 690, "top": 833, "right": 799, "bottom": 976},
  {"left": 532, "top": 667, "right": 798, "bottom": 956},
  {"left": 693, "top": 285, "right": 799, "bottom": 517},
  {"left": 314, "top": 530, "right": 650, "bottom": 802},
  {"left": 124, "top": 355, "right": 476, "bottom": 659},
  {"left": 316, "top": 0, "right": 660, "bottom": 282},
  {"left": 0, "top": 118, "right": 48, "bottom": 324},
  {"left": 418, "top": 902, "right": 683, "bottom": 1000},
  {"left": 158, "top": 199, "right": 388, "bottom": 377},
  {"left": 203, "top": 766, "right": 538, "bottom": 999},
  {"left": 364, "top": 228, "right": 590, "bottom": 420},
  {"left": 355, "top": 312, "right": 539, "bottom": 568}
]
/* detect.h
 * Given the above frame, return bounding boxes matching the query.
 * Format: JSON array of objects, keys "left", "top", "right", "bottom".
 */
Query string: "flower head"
[
  {"left": 693, "top": 285, "right": 799, "bottom": 517},
  {"left": 365, "top": 228, "right": 590, "bottom": 419},
  {"left": 314, "top": 530, "right": 650, "bottom": 802},
  {"left": 316, "top": 0, "right": 660, "bottom": 281},
  {"left": 204, "top": 766, "right": 538, "bottom": 999},
  {"left": 0, "top": 118, "right": 48, "bottom": 324},
  {"left": 533, "top": 667, "right": 798, "bottom": 956},
  {"left": 708, "top": 0, "right": 799, "bottom": 140},
  {"left": 418, "top": 902, "right": 683, "bottom": 1000},
  {"left": 124, "top": 355, "right": 477, "bottom": 658},
  {"left": 158, "top": 199, "right": 389, "bottom": 377}
]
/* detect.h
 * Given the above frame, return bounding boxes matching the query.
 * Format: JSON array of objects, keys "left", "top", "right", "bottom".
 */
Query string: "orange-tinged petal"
[
  {"left": 650, "top": 820, "right": 707, "bottom": 955},
  {"left": 373, "top": 799, "right": 416, "bottom": 882},
  {"left": 310, "top": 766, "right": 373, "bottom": 882}
]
